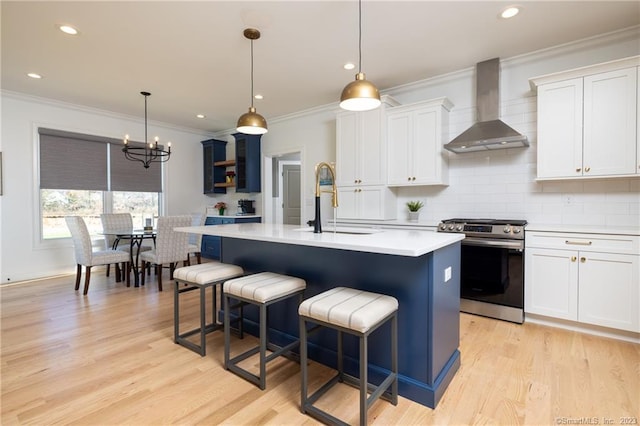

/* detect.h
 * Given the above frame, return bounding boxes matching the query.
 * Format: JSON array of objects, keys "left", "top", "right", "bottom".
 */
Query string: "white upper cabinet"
[
  {"left": 530, "top": 56, "right": 640, "bottom": 180},
  {"left": 386, "top": 97, "right": 453, "bottom": 186},
  {"left": 335, "top": 95, "right": 399, "bottom": 220},
  {"left": 336, "top": 96, "right": 400, "bottom": 187}
]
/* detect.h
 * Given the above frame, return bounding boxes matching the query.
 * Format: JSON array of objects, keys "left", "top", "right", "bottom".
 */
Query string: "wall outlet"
[
  {"left": 564, "top": 195, "right": 572, "bottom": 205},
  {"left": 444, "top": 266, "right": 452, "bottom": 282}
]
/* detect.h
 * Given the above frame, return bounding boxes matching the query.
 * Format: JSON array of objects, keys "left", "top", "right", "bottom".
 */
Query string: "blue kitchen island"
[{"left": 178, "top": 223, "right": 464, "bottom": 408}]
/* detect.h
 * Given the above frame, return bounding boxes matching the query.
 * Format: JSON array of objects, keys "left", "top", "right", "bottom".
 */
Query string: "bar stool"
[
  {"left": 223, "top": 272, "right": 306, "bottom": 390},
  {"left": 298, "top": 287, "right": 398, "bottom": 426},
  {"left": 173, "top": 262, "right": 245, "bottom": 356}
]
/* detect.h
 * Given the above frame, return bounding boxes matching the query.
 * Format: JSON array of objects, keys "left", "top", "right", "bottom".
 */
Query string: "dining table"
[{"left": 101, "top": 229, "right": 156, "bottom": 287}]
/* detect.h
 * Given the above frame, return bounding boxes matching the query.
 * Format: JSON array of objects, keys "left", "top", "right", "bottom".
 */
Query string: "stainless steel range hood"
[{"left": 445, "top": 58, "right": 528, "bottom": 153}]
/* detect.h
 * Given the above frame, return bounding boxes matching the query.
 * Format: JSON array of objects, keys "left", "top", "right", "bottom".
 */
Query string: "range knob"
[
  {"left": 439, "top": 223, "right": 447, "bottom": 231},
  {"left": 503, "top": 225, "right": 512, "bottom": 234},
  {"left": 448, "top": 224, "right": 455, "bottom": 231},
  {"left": 455, "top": 225, "right": 463, "bottom": 231},
  {"left": 513, "top": 227, "right": 522, "bottom": 234}
]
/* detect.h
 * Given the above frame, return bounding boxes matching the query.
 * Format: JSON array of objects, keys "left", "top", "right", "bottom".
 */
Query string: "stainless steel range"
[{"left": 438, "top": 218, "right": 527, "bottom": 324}]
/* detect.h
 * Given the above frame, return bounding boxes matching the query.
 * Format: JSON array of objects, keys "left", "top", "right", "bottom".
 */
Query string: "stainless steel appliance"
[
  {"left": 237, "top": 199, "right": 255, "bottom": 215},
  {"left": 438, "top": 218, "right": 527, "bottom": 323}
]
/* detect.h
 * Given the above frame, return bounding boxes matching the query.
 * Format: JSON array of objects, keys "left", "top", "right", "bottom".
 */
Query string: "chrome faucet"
[{"left": 313, "top": 162, "right": 338, "bottom": 233}]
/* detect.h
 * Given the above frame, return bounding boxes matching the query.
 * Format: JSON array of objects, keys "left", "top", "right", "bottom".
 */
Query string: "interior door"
[{"left": 282, "top": 164, "right": 301, "bottom": 225}]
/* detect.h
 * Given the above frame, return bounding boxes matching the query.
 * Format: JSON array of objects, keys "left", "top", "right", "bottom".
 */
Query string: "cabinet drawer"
[{"left": 526, "top": 231, "right": 639, "bottom": 255}]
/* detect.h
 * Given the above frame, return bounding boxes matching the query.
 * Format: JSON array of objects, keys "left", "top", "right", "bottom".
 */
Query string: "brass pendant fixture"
[
  {"left": 339, "top": 0, "right": 381, "bottom": 111},
  {"left": 237, "top": 28, "right": 268, "bottom": 135}
]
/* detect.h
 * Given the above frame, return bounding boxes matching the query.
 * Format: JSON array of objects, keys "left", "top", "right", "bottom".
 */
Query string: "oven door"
[{"left": 460, "top": 237, "right": 524, "bottom": 310}]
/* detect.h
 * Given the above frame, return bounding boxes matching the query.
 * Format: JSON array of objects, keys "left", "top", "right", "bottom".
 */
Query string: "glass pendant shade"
[
  {"left": 237, "top": 106, "right": 268, "bottom": 135},
  {"left": 340, "top": 72, "right": 381, "bottom": 111}
]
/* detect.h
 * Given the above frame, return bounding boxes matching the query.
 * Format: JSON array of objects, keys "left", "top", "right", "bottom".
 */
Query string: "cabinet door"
[
  {"left": 536, "top": 78, "right": 583, "bottom": 179},
  {"left": 412, "top": 107, "right": 440, "bottom": 184},
  {"left": 234, "top": 134, "right": 261, "bottom": 193},
  {"left": 525, "top": 248, "right": 578, "bottom": 320},
  {"left": 360, "top": 108, "right": 385, "bottom": 185},
  {"left": 336, "top": 112, "right": 358, "bottom": 186},
  {"left": 578, "top": 252, "right": 639, "bottom": 332},
  {"left": 583, "top": 67, "right": 638, "bottom": 177},
  {"left": 336, "top": 187, "right": 358, "bottom": 219},
  {"left": 359, "top": 187, "right": 386, "bottom": 220},
  {"left": 387, "top": 112, "right": 412, "bottom": 185}
]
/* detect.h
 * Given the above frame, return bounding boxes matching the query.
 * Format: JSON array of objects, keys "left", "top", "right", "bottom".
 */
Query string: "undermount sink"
[{"left": 292, "top": 226, "right": 382, "bottom": 235}]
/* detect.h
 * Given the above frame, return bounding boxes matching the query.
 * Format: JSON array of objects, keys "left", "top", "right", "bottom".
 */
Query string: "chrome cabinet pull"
[
  {"left": 585, "top": 167, "right": 591, "bottom": 172},
  {"left": 580, "top": 257, "right": 586, "bottom": 263},
  {"left": 565, "top": 240, "right": 592, "bottom": 246},
  {"left": 571, "top": 256, "right": 577, "bottom": 262},
  {"left": 576, "top": 168, "right": 581, "bottom": 172}
]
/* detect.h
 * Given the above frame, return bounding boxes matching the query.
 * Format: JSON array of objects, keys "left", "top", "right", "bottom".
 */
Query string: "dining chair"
[
  {"left": 140, "top": 215, "right": 191, "bottom": 291},
  {"left": 100, "top": 213, "right": 151, "bottom": 279},
  {"left": 65, "top": 216, "right": 131, "bottom": 295},
  {"left": 187, "top": 212, "right": 206, "bottom": 265}
]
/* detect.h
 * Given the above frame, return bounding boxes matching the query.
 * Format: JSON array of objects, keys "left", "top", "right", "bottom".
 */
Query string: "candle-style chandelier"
[{"left": 123, "top": 91, "right": 171, "bottom": 169}]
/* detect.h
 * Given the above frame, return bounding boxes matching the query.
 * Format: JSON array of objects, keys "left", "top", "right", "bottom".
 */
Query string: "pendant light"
[
  {"left": 237, "top": 28, "right": 268, "bottom": 135},
  {"left": 339, "top": 0, "right": 381, "bottom": 111}
]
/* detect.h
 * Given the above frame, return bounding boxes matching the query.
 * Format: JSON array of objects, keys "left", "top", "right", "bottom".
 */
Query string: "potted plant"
[
  {"left": 406, "top": 200, "right": 424, "bottom": 222},
  {"left": 214, "top": 201, "right": 227, "bottom": 216}
]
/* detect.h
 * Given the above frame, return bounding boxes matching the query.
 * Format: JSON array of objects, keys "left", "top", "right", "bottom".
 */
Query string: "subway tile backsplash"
[{"left": 396, "top": 99, "right": 640, "bottom": 227}]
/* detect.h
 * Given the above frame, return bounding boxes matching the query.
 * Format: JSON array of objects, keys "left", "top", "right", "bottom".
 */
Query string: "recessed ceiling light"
[
  {"left": 27, "top": 73, "right": 43, "bottom": 79},
  {"left": 58, "top": 25, "right": 79, "bottom": 35},
  {"left": 500, "top": 6, "right": 520, "bottom": 19},
  {"left": 254, "top": 94, "right": 263, "bottom": 100},
  {"left": 343, "top": 63, "right": 355, "bottom": 70},
  {"left": 196, "top": 114, "right": 205, "bottom": 119}
]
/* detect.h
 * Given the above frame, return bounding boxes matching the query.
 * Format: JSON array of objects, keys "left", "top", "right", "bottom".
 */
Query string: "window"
[{"left": 39, "top": 128, "right": 162, "bottom": 239}]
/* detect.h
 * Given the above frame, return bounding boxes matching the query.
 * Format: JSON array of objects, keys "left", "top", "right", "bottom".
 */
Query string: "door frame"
[{"left": 262, "top": 148, "right": 304, "bottom": 225}]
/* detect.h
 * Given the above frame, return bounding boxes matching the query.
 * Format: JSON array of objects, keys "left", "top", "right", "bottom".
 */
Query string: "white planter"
[{"left": 408, "top": 211, "right": 420, "bottom": 222}]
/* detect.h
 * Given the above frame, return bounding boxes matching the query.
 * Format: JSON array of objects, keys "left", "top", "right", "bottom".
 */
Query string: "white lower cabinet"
[
  {"left": 336, "top": 186, "right": 396, "bottom": 221},
  {"left": 525, "top": 231, "right": 640, "bottom": 333}
]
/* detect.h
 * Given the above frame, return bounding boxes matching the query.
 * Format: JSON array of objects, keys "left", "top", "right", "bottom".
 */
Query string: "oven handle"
[{"left": 462, "top": 237, "right": 524, "bottom": 250}]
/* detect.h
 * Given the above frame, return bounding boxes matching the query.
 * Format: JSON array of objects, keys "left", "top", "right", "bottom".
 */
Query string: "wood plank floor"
[{"left": 1, "top": 268, "right": 638, "bottom": 425}]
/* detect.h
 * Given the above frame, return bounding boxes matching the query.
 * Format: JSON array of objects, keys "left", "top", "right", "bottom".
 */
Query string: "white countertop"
[
  {"left": 207, "top": 214, "right": 262, "bottom": 219},
  {"left": 177, "top": 223, "right": 464, "bottom": 257},
  {"left": 526, "top": 223, "right": 640, "bottom": 236}
]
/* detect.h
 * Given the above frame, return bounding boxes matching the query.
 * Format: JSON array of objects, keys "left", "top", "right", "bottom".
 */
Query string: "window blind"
[
  {"left": 110, "top": 142, "right": 162, "bottom": 192},
  {"left": 39, "top": 132, "right": 108, "bottom": 190},
  {"left": 39, "top": 128, "right": 162, "bottom": 193}
]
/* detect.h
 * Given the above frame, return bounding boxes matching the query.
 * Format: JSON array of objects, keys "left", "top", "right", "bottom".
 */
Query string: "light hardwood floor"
[{"left": 1, "top": 269, "right": 638, "bottom": 425}]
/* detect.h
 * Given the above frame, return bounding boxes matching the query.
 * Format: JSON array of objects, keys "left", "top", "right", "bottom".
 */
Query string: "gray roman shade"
[
  {"left": 110, "top": 142, "right": 162, "bottom": 192},
  {"left": 39, "top": 128, "right": 162, "bottom": 193}
]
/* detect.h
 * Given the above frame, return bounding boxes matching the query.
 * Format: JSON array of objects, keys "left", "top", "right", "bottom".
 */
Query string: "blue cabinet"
[
  {"left": 233, "top": 133, "right": 261, "bottom": 193},
  {"left": 201, "top": 216, "right": 261, "bottom": 259},
  {"left": 202, "top": 139, "right": 229, "bottom": 194}
]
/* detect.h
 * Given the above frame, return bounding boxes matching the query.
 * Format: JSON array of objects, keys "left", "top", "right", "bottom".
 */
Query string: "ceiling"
[{"left": 2, "top": 1, "right": 639, "bottom": 134}]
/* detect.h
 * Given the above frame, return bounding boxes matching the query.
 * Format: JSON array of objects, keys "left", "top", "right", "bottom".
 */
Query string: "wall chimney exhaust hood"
[{"left": 445, "top": 58, "right": 528, "bottom": 153}]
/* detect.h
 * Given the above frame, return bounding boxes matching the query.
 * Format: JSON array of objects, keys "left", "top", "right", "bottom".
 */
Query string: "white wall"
[
  {"left": 0, "top": 93, "right": 215, "bottom": 283},
  {"left": 2, "top": 27, "right": 639, "bottom": 283},
  {"left": 389, "top": 27, "right": 640, "bottom": 226}
]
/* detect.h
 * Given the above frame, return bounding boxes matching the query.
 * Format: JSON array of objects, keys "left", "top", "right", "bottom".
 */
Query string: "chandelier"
[
  {"left": 339, "top": 0, "right": 381, "bottom": 111},
  {"left": 123, "top": 91, "right": 171, "bottom": 169}
]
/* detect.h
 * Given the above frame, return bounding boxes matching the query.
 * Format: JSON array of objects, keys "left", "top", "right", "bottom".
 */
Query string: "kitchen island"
[{"left": 177, "top": 223, "right": 464, "bottom": 408}]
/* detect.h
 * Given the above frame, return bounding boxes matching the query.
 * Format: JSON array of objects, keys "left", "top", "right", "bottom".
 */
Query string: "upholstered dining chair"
[
  {"left": 65, "top": 216, "right": 131, "bottom": 295},
  {"left": 187, "top": 212, "right": 206, "bottom": 265},
  {"left": 100, "top": 213, "right": 151, "bottom": 279},
  {"left": 140, "top": 215, "right": 191, "bottom": 291}
]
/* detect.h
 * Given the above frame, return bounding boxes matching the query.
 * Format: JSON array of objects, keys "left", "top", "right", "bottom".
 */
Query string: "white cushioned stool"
[
  {"left": 173, "top": 262, "right": 244, "bottom": 356},
  {"left": 299, "top": 287, "right": 398, "bottom": 426},
  {"left": 223, "top": 272, "right": 306, "bottom": 390}
]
